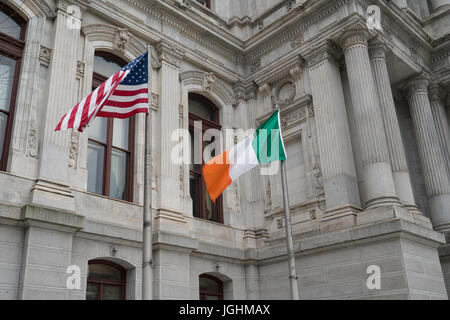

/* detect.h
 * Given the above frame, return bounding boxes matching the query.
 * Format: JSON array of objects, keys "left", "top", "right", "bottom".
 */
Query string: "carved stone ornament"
[
  {"left": 156, "top": 41, "right": 185, "bottom": 68},
  {"left": 77, "top": 61, "right": 85, "bottom": 78},
  {"left": 204, "top": 72, "right": 216, "bottom": 92},
  {"left": 114, "top": 28, "right": 131, "bottom": 53},
  {"left": 264, "top": 179, "right": 272, "bottom": 213},
  {"left": 259, "top": 83, "right": 271, "bottom": 97},
  {"left": 341, "top": 27, "right": 369, "bottom": 52},
  {"left": 39, "top": 46, "right": 51, "bottom": 65},
  {"left": 27, "top": 122, "right": 39, "bottom": 159},
  {"left": 68, "top": 131, "right": 79, "bottom": 168}
]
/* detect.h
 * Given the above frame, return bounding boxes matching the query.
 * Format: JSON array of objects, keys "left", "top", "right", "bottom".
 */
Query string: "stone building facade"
[{"left": 0, "top": 0, "right": 449, "bottom": 300}]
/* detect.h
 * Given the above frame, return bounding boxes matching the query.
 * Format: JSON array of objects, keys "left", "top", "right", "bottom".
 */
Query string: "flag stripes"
[{"left": 55, "top": 52, "right": 149, "bottom": 132}]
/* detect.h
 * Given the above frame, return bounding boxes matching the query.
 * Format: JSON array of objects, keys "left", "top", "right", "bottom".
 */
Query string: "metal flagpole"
[
  {"left": 142, "top": 45, "right": 153, "bottom": 300},
  {"left": 278, "top": 107, "right": 300, "bottom": 300}
]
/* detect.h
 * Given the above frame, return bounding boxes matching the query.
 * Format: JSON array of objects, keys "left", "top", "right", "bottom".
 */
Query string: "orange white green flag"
[{"left": 203, "top": 110, "right": 287, "bottom": 202}]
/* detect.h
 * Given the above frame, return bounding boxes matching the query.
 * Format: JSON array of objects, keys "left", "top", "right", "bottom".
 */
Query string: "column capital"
[
  {"left": 234, "top": 81, "right": 258, "bottom": 102},
  {"left": 429, "top": 83, "right": 446, "bottom": 104},
  {"left": 304, "top": 40, "right": 342, "bottom": 68},
  {"left": 259, "top": 83, "right": 271, "bottom": 97},
  {"left": 156, "top": 40, "right": 185, "bottom": 68},
  {"left": 56, "top": 0, "right": 91, "bottom": 14},
  {"left": 340, "top": 25, "right": 369, "bottom": 52},
  {"left": 405, "top": 75, "right": 430, "bottom": 98},
  {"left": 369, "top": 38, "right": 389, "bottom": 60}
]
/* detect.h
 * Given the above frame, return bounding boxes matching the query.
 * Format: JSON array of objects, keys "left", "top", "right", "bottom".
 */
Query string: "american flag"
[{"left": 55, "top": 52, "right": 149, "bottom": 132}]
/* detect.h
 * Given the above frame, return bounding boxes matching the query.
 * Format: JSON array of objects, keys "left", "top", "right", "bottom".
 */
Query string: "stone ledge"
[
  {"left": 21, "top": 205, "right": 84, "bottom": 232},
  {"left": 258, "top": 218, "right": 446, "bottom": 261}
]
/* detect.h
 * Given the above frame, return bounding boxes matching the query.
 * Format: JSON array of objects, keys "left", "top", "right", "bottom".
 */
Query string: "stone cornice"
[
  {"left": 253, "top": 54, "right": 304, "bottom": 86},
  {"left": 80, "top": 0, "right": 444, "bottom": 84}
]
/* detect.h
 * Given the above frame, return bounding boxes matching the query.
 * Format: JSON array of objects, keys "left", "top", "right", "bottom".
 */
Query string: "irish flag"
[{"left": 203, "top": 110, "right": 287, "bottom": 202}]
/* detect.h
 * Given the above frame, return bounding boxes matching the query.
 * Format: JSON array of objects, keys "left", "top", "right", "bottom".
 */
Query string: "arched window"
[
  {"left": 86, "top": 260, "right": 126, "bottom": 300},
  {"left": 189, "top": 93, "right": 223, "bottom": 223},
  {"left": 0, "top": 4, "right": 26, "bottom": 171},
  {"left": 199, "top": 274, "right": 223, "bottom": 300},
  {"left": 87, "top": 51, "right": 135, "bottom": 202}
]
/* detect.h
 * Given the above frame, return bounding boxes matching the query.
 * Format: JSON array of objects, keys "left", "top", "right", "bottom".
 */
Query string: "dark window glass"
[
  {"left": 87, "top": 260, "right": 126, "bottom": 300},
  {"left": 0, "top": 4, "right": 26, "bottom": 171},
  {"left": 0, "top": 7, "right": 22, "bottom": 39},
  {"left": 195, "top": 0, "right": 211, "bottom": 9},
  {"left": 189, "top": 93, "right": 223, "bottom": 223},
  {"left": 87, "top": 52, "right": 134, "bottom": 202}
]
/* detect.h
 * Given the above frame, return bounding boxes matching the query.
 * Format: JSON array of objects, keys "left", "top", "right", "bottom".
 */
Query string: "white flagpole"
[
  {"left": 142, "top": 45, "right": 153, "bottom": 300},
  {"left": 277, "top": 106, "right": 300, "bottom": 300}
]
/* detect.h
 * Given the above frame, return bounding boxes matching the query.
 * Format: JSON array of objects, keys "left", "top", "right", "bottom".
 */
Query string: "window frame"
[
  {"left": 87, "top": 259, "right": 126, "bottom": 300},
  {"left": 189, "top": 93, "right": 223, "bottom": 224},
  {"left": 88, "top": 52, "right": 135, "bottom": 202},
  {"left": 0, "top": 4, "right": 26, "bottom": 171},
  {"left": 195, "top": 0, "right": 211, "bottom": 9},
  {"left": 199, "top": 274, "right": 223, "bottom": 300}
]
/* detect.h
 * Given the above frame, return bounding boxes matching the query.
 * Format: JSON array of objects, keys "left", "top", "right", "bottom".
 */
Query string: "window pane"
[
  {"left": 86, "top": 283, "right": 99, "bottom": 300},
  {"left": 88, "top": 264, "right": 122, "bottom": 282},
  {"left": 110, "top": 149, "right": 128, "bottom": 200},
  {"left": 0, "top": 112, "right": 7, "bottom": 158},
  {"left": 94, "top": 54, "right": 123, "bottom": 78},
  {"left": 205, "top": 295, "right": 220, "bottom": 300},
  {"left": 200, "top": 277, "right": 220, "bottom": 292},
  {"left": 0, "top": 9, "right": 21, "bottom": 39},
  {"left": 87, "top": 141, "right": 105, "bottom": 195},
  {"left": 113, "top": 118, "right": 129, "bottom": 150},
  {"left": 189, "top": 99, "right": 215, "bottom": 122},
  {"left": 205, "top": 188, "right": 216, "bottom": 221},
  {"left": 0, "top": 55, "right": 16, "bottom": 112},
  {"left": 88, "top": 117, "right": 107, "bottom": 143},
  {"left": 103, "top": 285, "right": 122, "bottom": 300}
]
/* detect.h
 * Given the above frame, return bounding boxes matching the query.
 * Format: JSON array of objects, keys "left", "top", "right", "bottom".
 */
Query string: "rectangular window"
[{"left": 195, "top": 0, "right": 211, "bottom": 9}]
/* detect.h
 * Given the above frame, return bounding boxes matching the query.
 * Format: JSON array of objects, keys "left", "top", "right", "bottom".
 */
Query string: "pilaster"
[
  {"left": 304, "top": 41, "right": 361, "bottom": 225},
  {"left": 155, "top": 41, "right": 186, "bottom": 232},
  {"left": 341, "top": 26, "right": 399, "bottom": 209},
  {"left": 31, "top": 0, "right": 85, "bottom": 212}
]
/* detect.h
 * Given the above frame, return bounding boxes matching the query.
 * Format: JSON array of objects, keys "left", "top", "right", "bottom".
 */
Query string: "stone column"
[
  {"left": 429, "top": 85, "right": 450, "bottom": 178},
  {"left": 31, "top": 0, "right": 85, "bottom": 212},
  {"left": 406, "top": 76, "right": 450, "bottom": 231},
  {"left": 155, "top": 41, "right": 185, "bottom": 226},
  {"left": 304, "top": 42, "right": 361, "bottom": 216},
  {"left": 341, "top": 27, "right": 399, "bottom": 208},
  {"left": 369, "top": 39, "right": 417, "bottom": 211}
]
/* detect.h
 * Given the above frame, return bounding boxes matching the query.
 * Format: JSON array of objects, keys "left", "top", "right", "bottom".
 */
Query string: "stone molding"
[
  {"left": 304, "top": 41, "right": 342, "bottom": 69},
  {"left": 82, "top": 24, "right": 146, "bottom": 59},
  {"left": 156, "top": 41, "right": 185, "bottom": 68},
  {"left": 179, "top": 70, "right": 237, "bottom": 106}
]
